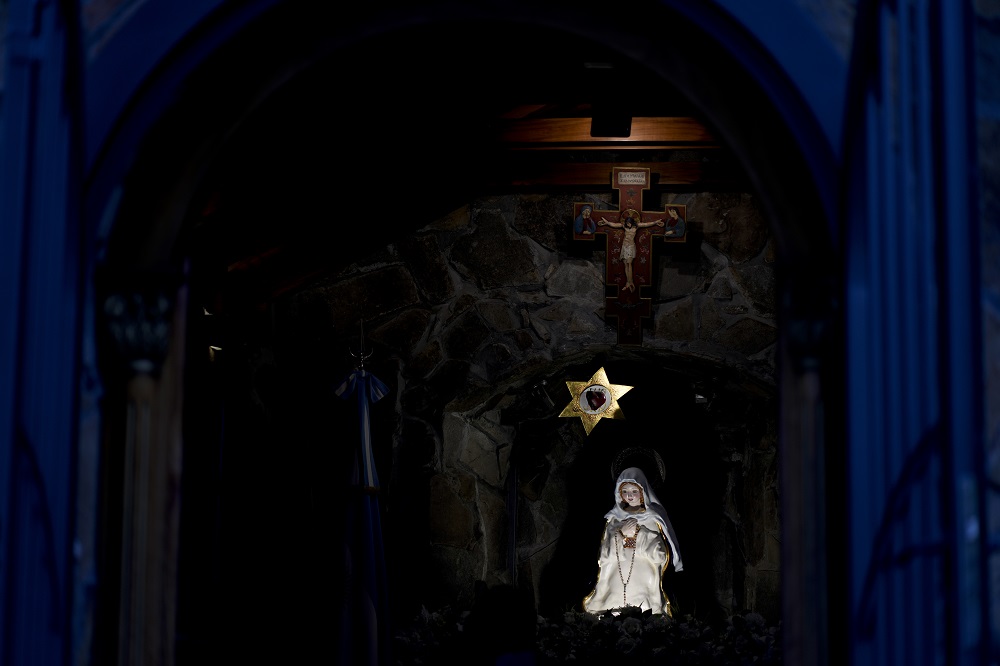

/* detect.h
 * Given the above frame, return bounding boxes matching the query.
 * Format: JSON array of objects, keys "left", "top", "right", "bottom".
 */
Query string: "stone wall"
[{"left": 272, "top": 189, "right": 782, "bottom": 624}]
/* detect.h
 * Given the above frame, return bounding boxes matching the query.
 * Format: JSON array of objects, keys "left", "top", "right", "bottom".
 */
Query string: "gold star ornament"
[{"left": 559, "top": 367, "right": 633, "bottom": 435}]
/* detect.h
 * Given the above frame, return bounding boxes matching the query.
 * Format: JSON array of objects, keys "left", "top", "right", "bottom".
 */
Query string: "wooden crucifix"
[{"left": 572, "top": 167, "right": 687, "bottom": 345}]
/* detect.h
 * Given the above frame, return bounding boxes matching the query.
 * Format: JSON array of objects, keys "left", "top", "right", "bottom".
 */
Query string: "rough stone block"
[
  {"left": 476, "top": 299, "right": 522, "bottom": 332},
  {"left": 545, "top": 259, "right": 605, "bottom": 301},
  {"left": 451, "top": 210, "right": 543, "bottom": 288},
  {"left": 398, "top": 233, "right": 455, "bottom": 304},
  {"left": 427, "top": 473, "right": 477, "bottom": 548},
  {"left": 716, "top": 318, "right": 777, "bottom": 356},
  {"left": 731, "top": 263, "right": 776, "bottom": 318},
  {"left": 654, "top": 297, "right": 695, "bottom": 340}
]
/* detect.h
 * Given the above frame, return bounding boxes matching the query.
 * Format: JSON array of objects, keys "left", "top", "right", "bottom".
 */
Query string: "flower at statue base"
[
  {"left": 620, "top": 616, "right": 644, "bottom": 637},
  {"left": 395, "top": 605, "right": 782, "bottom": 665},
  {"left": 615, "top": 634, "right": 641, "bottom": 655}
]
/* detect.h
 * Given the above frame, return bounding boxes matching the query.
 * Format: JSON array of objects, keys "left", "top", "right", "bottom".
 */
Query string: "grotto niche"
[
  {"left": 246, "top": 190, "right": 782, "bottom": 660},
  {"left": 384, "top": 351, "right": 781, "bottom": 664},
  {"left": 375, "top": 350, "right": 778, "bottom": 625}
]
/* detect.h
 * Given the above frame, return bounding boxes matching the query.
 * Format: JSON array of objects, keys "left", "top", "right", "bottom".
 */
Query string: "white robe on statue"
[{"left": 582, "top": 467, "right": 682, "bottom": 616}]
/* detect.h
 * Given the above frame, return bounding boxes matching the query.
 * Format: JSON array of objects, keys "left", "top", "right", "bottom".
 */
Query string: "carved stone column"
[
  {"left": 103, "top": 283, "right": 187, "bottom": 666},
  {"left": 778, "top": 284, "right": 839, "bottom": 666}
]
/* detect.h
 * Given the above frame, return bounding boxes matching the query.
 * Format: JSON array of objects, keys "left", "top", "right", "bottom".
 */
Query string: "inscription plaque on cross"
[{"left": 572, "top": 167, "right": 687, "bottom": 345}]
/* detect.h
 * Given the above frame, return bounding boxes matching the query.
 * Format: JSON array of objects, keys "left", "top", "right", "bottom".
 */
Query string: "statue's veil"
[{"left": 607, "top": 447, "right": 683, "bottom": 572}]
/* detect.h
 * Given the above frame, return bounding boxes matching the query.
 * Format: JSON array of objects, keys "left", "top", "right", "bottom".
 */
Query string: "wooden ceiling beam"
[
  {"left": 483, "top": 161, "right": 744, "bottom": 188},
  {"left": 493, "top": 116, "right": 717, "bottom": 147}
]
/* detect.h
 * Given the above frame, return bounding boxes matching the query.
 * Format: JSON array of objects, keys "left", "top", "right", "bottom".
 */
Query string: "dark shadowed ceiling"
[{"left": 176, "top": 17, "right": 749, "bottom": 314}]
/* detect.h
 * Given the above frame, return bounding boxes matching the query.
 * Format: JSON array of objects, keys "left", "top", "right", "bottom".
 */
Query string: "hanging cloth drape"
[
  {"left": 336, "top": 368, "right": 389, "bottom": 489},
  {"left": 335, "top": 368, "right": 390, "bottom": 666}
]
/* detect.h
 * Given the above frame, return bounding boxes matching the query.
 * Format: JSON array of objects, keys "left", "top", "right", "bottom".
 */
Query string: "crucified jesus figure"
[{"left": 598, "top": 209, "right": 664, "bottom": 292}]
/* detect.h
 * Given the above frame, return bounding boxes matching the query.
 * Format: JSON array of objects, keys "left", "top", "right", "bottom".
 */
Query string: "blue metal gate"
[{"left": 842, "top": 1, "right": 990, "bottom": 663}]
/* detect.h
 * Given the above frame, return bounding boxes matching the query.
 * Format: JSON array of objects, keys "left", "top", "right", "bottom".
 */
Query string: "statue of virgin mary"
[{"left": 582, "top": 466, "right": 682, "bottom": 616}]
